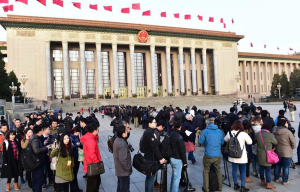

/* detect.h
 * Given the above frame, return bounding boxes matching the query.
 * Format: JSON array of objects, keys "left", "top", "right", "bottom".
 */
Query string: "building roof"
[
  {"left": 238, "top": 52, "right": 300, "bottom": 61},
  {"left": 0, "top": 15, "right": 244, "bottom": 42}
]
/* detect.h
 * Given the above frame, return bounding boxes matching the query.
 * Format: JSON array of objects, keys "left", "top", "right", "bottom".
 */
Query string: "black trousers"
[
  {"left": 86, "top": 175, "right": 101, "bottom": 192},
  {"left": 70, "top": 160, "right": 80, "bottom": 190},
  {"left": 32, "top": 165, "right": 44, "bottom": 192},
  {"left": 26, "top": 171, "right": 32, "bottom": 188},
  {"left": 7, "top": 177, "right": 18, "bottom": 184},
  {"left": 56, "top": 182, "right": 69, "bottom": 192},
  {"left": 117, "top": 176, "right": 130, "bottom": 192}
]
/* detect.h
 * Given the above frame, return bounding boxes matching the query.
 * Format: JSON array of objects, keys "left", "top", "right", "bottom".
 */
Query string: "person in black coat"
[
  {"left": 182, "top": 114, "right": 197, "bottom": 164},
  {"left": 63, "top": 113, "right": 74, "bottom": 134},
  {"left": 1, "top": 131, "right": 22, "bottom": 191}
]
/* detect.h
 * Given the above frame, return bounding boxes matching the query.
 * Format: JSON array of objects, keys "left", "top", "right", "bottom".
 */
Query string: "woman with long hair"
[
  {"left": 51, "top": 133, "right": 74, "bottom": 192},
  {"left": 21, "top": 128, "right": 34, "bottom": 188},
  {"left": 251, "top": 117, "right": 263, "bottom": 178},
  {"left": 57, "top": 115, "right": 64, "bottom": 124},
  {"left": 242, "top": 120, "right": 255, "bottom": 183},
  {"left": 224, "top": 121, "right": 252, "bottom": 192},
  {"left": 1, "top": 131, "right": 22, "bottom": 191}
]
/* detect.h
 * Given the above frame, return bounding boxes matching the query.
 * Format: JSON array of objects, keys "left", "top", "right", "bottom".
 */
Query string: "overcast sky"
[{"left": 0, "top": 0, "right": 299, "bottom": 55}]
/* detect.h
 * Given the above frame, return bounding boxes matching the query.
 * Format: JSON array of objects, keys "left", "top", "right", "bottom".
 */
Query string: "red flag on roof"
[
  {"left": 142, "top": 10, "right": 150, "bottom": 16},
  {"left": 103, "top": 6, "right": 112, "bottom": 12},
  {"left": 132, "top": 3, "right": 140, "bottom": 10},
  {"left": 232, "top": 18, "right": 234, "bottom": 24},
  {"left": 121, "top": 7, "right": 130, "bottom": 13},
  {"left": 237, "top": 43, "right": 239, "bottom": 45},
  {"left": 290, "top": 48, "right": 294, "bottom": 51},
  {"left": 184, "top": 14, "right": 191, "bottom": 20},
  {"left": 209, "top": 17, "right": 214, "bottom": 22},
  {"left": 174, "top": 13, "right": 179, "bottom": 18},
  {"left": 264, "top": 45, "right": 266, "bottom": 48},
  {"left": 53, "top": 0, "right": 63, "bottom": 7},
  {"left": 16, "top": 0, "right": 28, "bottom": 4},
  {"left": 161, "top": 12, "right": 166, "bottom": 17},
  {"left": 223, "top": 23, "right": 226, "bottom": 28},
  {"left": 89, "top": 4, "right": 97, "bottom": 10},
  {"left": 277, "top": 47, "right": 279, "bottom": 50},
  {"left": 250, "top": 43, "right": 253, "bottom": 47},
  {"left": 37, "top": 0, "right": 46, "bottom": 6},
  {"left": 2, "top": 4, "right": 12, "bottom": 12},
  {"left": 220, "top": 18, "right": 223, "bottom": 23},
  {"left": 72, "top": 2, "right": 81, "bottom": 9},
  {"left": 197, "top": 15, "right": 203, "bottom": 21},
  {"left": 0, "top": 0, "right": 8, "bottom": 4}
]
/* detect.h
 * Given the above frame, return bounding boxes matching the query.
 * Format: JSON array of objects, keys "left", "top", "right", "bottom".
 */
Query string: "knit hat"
[{"left": 57, "top": 123, "right": 66, "bottom": 134}]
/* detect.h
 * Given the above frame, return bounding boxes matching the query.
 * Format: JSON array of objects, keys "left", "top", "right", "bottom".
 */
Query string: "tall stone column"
[
  {"left": 178, "top": 46, "right": 185, "bottom": 93},
  {"left": 202, "top": 48, "right": 208, "bottom": 93},
  {"left": 296, "top": 63, "right": 299, "bottom": 69},
  {"left": 150, "top": 45, "right": 157, "bottom": 94},
  {"left": 264, "top": 62, "right": 268, "bottom": 93},
  {"left": 257, "top": 61, "right": 261, "bottom": 93},
  {"left": 278, "top": 62, "right": 281, "bottom": 74},
  {"left": 243, "top": 61, "right": 247, "bottom": 93},
  {"left": 166, "top": 46, "right": 172, "bottom": 94},
  {"left": 191, "top": 47, "right": 197, "bottom": 94},
  {"left": 271, "top": 62, "right": 275, "bottom": 80},
  {"left": 80, "top": 42, "right": 87, "bottom": 97},
  {"left": 62, "top": 41, "right": 70, "bottom": 98},
  {"left": 45, "top": 41, "right": 52, "bottom": 101},
  {"left": 213, "top": 49, "right": 219, "bottom": 95},
  {"left": 112, "top": 43, "right": 118, "bottom": 95},
  {"left": 96, "top": 43, "right": 103, "bottom": 96},
  {"left": 250, "top": 61, "right": 254, "bottom": 93},
  {"left": 130, "top": 44, "right": 136, "bottom": 95}
]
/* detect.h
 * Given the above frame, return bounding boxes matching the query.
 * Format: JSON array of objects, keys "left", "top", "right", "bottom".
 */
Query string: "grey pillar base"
[{"left": 47, "top": 96, "right": 52, "bottom": 101}]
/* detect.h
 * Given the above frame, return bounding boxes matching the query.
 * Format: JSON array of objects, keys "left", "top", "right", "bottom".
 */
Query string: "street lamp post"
[
  {"left": 235, "top": 75, "right": 241, "bottom": 100},
  {"left": 277, "top": 83, "right": 282, "bottom": 99},
  {"left": 9, "top": 82, "right": 17, "bottom": 108},
  {"left": 19, "top": 73, "right": 28, "bottom": 105},
  {"left": 22, "top": 88, "right": 27, "bottom": 105}
]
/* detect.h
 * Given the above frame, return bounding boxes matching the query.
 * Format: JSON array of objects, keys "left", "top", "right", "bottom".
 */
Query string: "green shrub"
[{"left": 64, "top": 96, "right": 70, "bottom": 100}]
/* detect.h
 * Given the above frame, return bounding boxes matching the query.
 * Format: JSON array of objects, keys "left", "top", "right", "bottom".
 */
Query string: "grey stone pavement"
[{"left": 2, "top": 102, "right": 300, "bottom": 192}]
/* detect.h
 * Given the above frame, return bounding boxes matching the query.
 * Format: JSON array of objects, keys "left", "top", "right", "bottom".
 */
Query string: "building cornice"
[
  {"left": 238, "top": 52, "right": 300, "bottom": 62},
  {"left": 0, "top": 15, "right": 244, "bottom": 42}
]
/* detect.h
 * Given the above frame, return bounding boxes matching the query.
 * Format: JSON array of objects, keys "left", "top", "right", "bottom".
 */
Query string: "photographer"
[
  {"left": 113, "top": 125, "right": 133, "bottom": 192},
  {"left": 111, "top": 114, "right": 122, "bottom": 136}
]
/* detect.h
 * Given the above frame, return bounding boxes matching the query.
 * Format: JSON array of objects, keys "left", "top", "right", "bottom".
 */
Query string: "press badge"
[{"left": 67, "top": 160, "right": 71, "bottom": 167}]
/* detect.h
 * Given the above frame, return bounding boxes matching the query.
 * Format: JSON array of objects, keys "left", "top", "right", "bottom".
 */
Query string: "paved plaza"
[{"left": 1, "top": 103, "right": 300, "bottom": 192}]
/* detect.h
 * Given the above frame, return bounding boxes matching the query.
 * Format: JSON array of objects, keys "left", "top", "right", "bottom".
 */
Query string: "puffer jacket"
[
  {"left": 80, "top": 132, "right": 102, "bottom": 173},
  {"left": 170, "top": 129, "right": 187, "bottom": 164},
  {"left": 63, "top": 116, "right": 74, "bottom": 134},
  {"left": 273, "top": 126, "right": 296, "bottom": 158}
]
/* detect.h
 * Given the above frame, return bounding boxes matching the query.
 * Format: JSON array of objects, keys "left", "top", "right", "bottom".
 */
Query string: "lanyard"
[{"left": 261, "top": 129, "right": 270, "bottom": 133}]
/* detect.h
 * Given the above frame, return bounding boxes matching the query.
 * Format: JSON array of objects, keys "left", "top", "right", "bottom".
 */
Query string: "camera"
[{"left": 128, "top": 143, "right": 135, "bottom": 152}]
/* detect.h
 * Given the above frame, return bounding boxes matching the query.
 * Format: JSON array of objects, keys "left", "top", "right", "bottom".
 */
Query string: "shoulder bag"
[
  {"left": 260, "top": 131, "right": 279, "bottom": 164},
  {"left": 50, "top": 151, "right": 60, "bottom": 171},
  {"left": 87, "top": 161, "right": 105, "bottom": 176},
  {"left": 185, "top": 141, "right": 196, "bottom": 153},
  {"left": 133, "top": 151, "right": 158, "bottom": 176}
]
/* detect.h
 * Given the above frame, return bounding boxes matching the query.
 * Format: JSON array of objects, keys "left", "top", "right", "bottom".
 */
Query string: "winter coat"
[
  {"left": 273, "top": 126, "right": 296, "bottom": 158},
  {"left": 174, "top": 111, "right": 185, "bottom": 124},
  {"left": 0, "top": 131, "right": 5, "bottom": 152},
  {"left": 254, "top": 131, "right": 277, "bottom": 166},
  {"left": 193, "top": 114, "right": 204, "bottom": 130},
  {"left": 262, "top": 117, "right": 275, "bottom": 128},
  {"left": 224, "top": 130, "right": 252, "bottom": 164},
  {"left": 113, "top": 137, "right": 132, "bottom": 177},
  {"left": 70, "top": 134, "right": 83, "bottom": 161},
  {"left": 63, "top": 116, "right": 74, "bottom": 134},
  {"left": 80, "top": 132, "right": 102, "bottom": 173},
  {"left": 142, "top": 128, "right": 163, "bottom": 161},
  {"left": 1, "top": 140, "right": 23, "bottom": 178},
  {"left": 199, "top": 123, "right": 224, "bottom": 157},
  {"left": 251, "top": 125, "right": 262, "bottom": 155},
  {"left": 170, "top": 129, "right": 187, "bottom": 164},
  {"left": 182, "top": 120, "right": 196, "bottom": 143},
  {"left": 50, "top": 147, "right": 74, "bottom": 182},
  {"left": 31, "top": 135, "right": 48, "bottom": 162},
  {"left": 244, "top": 129, "right": 255, "bottom": 160},
  {"left": 74, "top": 116, "right": 83, "bottom": 127}
]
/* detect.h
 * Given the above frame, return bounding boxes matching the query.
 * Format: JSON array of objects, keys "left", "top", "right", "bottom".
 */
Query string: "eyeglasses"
[{"left": 152, "top": 122, "right": 157, "bottom": 124}]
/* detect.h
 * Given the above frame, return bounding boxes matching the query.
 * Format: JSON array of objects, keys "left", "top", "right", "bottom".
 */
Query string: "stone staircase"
[{"left": 50, "top": 95, "right": 243, "bottom": 111}]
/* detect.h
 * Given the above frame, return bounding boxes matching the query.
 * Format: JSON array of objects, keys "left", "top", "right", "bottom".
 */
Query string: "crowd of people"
[{"left": 0, "top": 101, "right": 299, "bottom": 192}]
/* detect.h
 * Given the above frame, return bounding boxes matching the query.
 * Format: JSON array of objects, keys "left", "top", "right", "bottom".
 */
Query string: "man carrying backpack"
[
  {"left": 141, "top": 108, "right": 148, "bottom": 129},
  {"left": 169, "top": 121, "right": 187, "bottom": 192},
  {"left": 199, "top": 118, "right": 224, "bottom": 192}
]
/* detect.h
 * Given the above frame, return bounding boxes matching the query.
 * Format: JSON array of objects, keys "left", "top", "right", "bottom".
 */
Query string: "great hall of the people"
[{"left": 0, "top": 15, "right": 300, "bottom": 101}]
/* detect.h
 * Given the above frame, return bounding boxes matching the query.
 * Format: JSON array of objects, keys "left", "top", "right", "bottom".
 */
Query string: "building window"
[
  {"left": 86, "top": 69, "right": 95, "bottom": 98},
  {"left": 254, "top": 85, "right": 256, "bottom": 93},
  {"left": 117, "top": 52, "right": 127, "bottom": 87},
  {"left": 239, "top": 72, "right": 241, "bottom": 77},
  {"left": 53, "top": 50, "right": 62, "bottom": 61},
  {"left": 177, "top": 54, "right": 185, "bottom": 64},
  {"left": 70, "top": 69, "right": 80, "bottom": 98},
  {"left": 247, "top": 85, "right": 249, "bottom": 93},
  {"left": 155, "top": 54, "right": 162, "bottom": 87},
  {"left": 102, "top": 52, "right": 110, "bottom": 87},
  {"left": 247, "top": 72, "right": 248, "bottom": 80},
  {"left": 53, "top": 69, "right": 63, "bottom": 99},
  {"left": 69, "top": 50, "right": 79, "bottom": 62},
  {"left": 261, "top": 85, "right": 263, "bottom": 92},
  {"left": 85, "top": 51, "right": 94, "bottom": 62},
  {"left": 240, "top": 85, "right": 242, "bottom": 91},
  {"left": 135, "top": 53, "right": 146, "bottom": 86}
]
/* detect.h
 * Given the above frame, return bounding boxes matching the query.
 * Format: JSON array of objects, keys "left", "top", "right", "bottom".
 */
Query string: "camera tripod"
[{"left": 222, "top": 155, "right": 231, "bottom": 187}]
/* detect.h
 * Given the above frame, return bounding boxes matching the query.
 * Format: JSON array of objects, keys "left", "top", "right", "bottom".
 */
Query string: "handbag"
[
  {"left": 50, "top": 151, "right": 60, "bottom": 171},
  {"left": 133, "top": 151, "right": 158, "bottom": 176},
  {"left": 87, "top": 161, "right": 105, "bottom": 176},
  {"left": 260, "top": 132, "right": 279, "bottom": 164},
  {"left": 185, "top": 141, "right": 196, "bottom": 153},
  {"left": 78, "top": 148, "right": 84, "bottom": 162},
  {"left": 107, "top": 135, "right": 115, "bottom": 153}
]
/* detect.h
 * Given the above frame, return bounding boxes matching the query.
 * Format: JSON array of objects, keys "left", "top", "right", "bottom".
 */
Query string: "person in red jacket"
[{"left": 80, "top": 123, "right": 101, "bottom": 192}]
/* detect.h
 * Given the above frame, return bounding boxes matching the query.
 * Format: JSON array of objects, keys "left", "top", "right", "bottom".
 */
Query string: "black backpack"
[
  {"left": 21, "top": 139, "right": 40, "bottom": 171},
  {"left": 159, "top": 134, "right": 173, "bottom": 160},
  {"left": 209, "top": 167, "right": 219, "bottom": 192},
  {"left": 139, "top": 134, "right": 146, "bottom": 153},
  {"left": 142, "top": 112, "right": 148, "bottom": 121},
  {"left": 228, "top": 131, "right": 244, "bottom": 158}
]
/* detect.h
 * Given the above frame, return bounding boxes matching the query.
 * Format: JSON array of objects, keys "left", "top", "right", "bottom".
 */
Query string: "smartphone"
[
  {"left": 46, "top": 137, "right": 50, "bottom": 142},
  {"left": 47, "top": 144, "right": 52, "bottom": 148}
]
